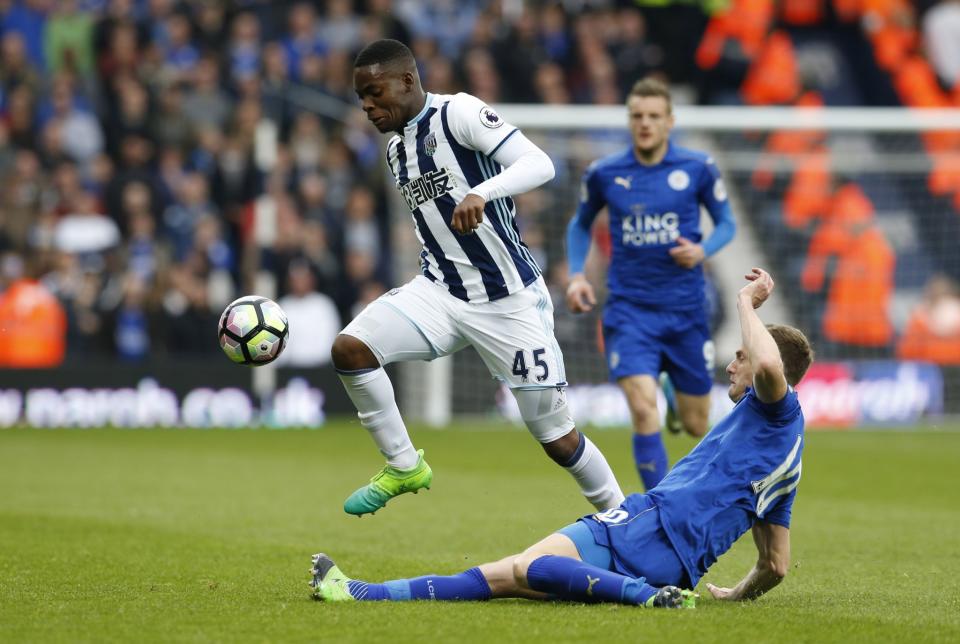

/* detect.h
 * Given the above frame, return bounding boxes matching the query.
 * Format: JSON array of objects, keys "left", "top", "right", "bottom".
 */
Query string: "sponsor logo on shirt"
[
  {"left": 398, "top": 167, "right": 457, "bottom": 210},
  {"left": 621, "top": 211, "right": 681, "bottom": 246},
  {"left": 614, "top": 175, "right": 632, "bottom": 190}
]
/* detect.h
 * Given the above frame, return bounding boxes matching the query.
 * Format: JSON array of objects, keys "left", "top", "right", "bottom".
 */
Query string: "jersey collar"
[
  {"left": 629, "top": 140, "right": 678, "bottom": 167},
  {"left": 405, "top": 93, "right": 435, "bottom": 130},
  {"left": 661, "top": 141, "right": 680, "bottom": 164}
]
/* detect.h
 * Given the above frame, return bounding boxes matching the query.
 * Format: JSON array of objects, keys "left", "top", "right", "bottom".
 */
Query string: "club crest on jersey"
[
  {"left": 668, "top": 169, "right": 690, "bottom": 191},
  {"left": 479, "top": 106, "right": 504, "bottom": 129},
  {"left": 398, "top": 167, "right": 456, "bottom": 210},
  {"left": 614, "top": 176, "right": 632, "bottom": 190},
  {"left": 423, "top": 132, "right": 437, "bottom": 156}
]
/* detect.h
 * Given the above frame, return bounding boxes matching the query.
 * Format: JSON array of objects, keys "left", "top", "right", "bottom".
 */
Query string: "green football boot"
[
  {"left": 659, "top": 372, "right": 684, "bottom": 435},
  {"left": 343, "top": 449, "right": 433, "bottom": 516},
  {"left": 645, "top": 586, "right": 698, "bottom": 609},
  {"left": 309, "top": 553, "right": 355, "bottom": 602}
]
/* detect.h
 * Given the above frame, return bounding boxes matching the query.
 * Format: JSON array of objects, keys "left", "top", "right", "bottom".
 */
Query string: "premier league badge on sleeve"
[{"left": 479, "top": 106, "right": 504, "bottom": 129}]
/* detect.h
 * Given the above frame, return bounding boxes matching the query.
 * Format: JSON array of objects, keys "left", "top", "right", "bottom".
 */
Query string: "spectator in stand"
[
  {"left": 897, "top": 275, "right": 960, "bottom": 364},
  {"left": 182, "top": 55, "right": 230, "bottom": 131},
  {"left": 922, "top": 0, "right": 960, "bottom": 88},
  {"left": 1, "top": 32, "right": 41, "bottom": 94},
  {"left": 801, "top": 182, "right": 896, "bottom": 353},
  {"left": 320, "top": 0, "right": 362, "bottom": 53},
  {"left": 112, "top": 271, "right": 152, "bottom": 361},
  {"left": 277, "top": 258, "right": 341, "bottom": 367},
  {"left": 282, "top": 2, "right": 327, "bottom": 82},
  {"left": 364, "top": 0, "right": 412, "bottom": 45},
  {"left": 158, "top": 10, "right": 198, "bottom": 86},
  {"left": 162, "top": 171, "right": 217, "bottom": 261},
  {"left": 44, "top": 74, "right": 103, "bottom": 165},
  {"left": 0, "top": 0, "right": 50, "bottom": 72},
  {"left": 228, "top": 11, "right": 261, "bottom": 87},
  {"left": 193, "top": 0, "right": 228, "bottom": 53},
  {"left": 44, "top": 0, "right": 94, "bottom": 77}
]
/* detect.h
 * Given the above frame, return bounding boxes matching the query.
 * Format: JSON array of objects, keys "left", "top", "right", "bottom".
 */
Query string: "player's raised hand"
[
  {"left": 668, "top": 237, "right": 706, "bottom": 269},
  {"left": 705, "top": 583, "right": 736, "bottom": 601},
  {"left": 739, "top": 267, "right": 775, "bottom": 309},
  {"left": 565, "top": 275, "right": 597, "bottom": 313},
  {"left": 452, "top": 193, "right": 485, "bottom": 235}
]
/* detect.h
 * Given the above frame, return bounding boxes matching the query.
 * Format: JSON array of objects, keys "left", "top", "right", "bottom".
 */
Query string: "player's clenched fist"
[
  {"left": 452, "top": 193, "right": 485, "bottom": 235},
  {"left": 739, "top": 267, "right": 775, "bottom": 309},
  {"left": 565, "top": 275, "right": 597, "bottom": 313}
]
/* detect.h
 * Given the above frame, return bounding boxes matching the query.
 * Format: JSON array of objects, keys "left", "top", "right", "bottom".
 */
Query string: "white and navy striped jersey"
[{"left": 385, "top": 92, "right": 542, "bottom": 303}]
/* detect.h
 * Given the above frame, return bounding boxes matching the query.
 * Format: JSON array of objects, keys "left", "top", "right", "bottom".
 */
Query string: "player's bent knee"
[
  {"left": 513, "top": 387, "right": 575, "bottom": 444},
  {"left": 512, "top": 551, "right": 539, "bottom": 589},
  {"left": 542, "top": 429, "right": 580, "bottom": 464},
  {"left": 331, "top": 334, "right": 379, "bottom": 371},
  {"left": 686, "top": 420, "right": 709, "bottom": 438},
  {"left": 679, "top": 407, "right": 710, "bottom": 437}
]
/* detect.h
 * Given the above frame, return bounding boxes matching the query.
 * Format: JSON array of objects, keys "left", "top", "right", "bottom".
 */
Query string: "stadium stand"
[{"left": 0, "top": 0, "right": 957, "bottom": 376}]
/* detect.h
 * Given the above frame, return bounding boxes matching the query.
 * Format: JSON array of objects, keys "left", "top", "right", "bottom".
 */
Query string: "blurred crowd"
[{"left": 0, "top": 0, "right": 958, "bottom": 368}]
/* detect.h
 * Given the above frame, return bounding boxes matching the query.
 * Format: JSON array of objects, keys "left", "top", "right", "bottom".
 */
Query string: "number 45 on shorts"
[{"left": 512, "top": 348, "right": 549, "bottom": 383}]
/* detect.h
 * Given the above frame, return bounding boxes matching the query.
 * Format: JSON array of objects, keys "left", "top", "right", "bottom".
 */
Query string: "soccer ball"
[{"left": 217, "top": 296, "right": 289, "bottom": 366}]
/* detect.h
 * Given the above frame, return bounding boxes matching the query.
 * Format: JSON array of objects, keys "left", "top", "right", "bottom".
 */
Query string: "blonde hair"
[{"left": 628, "top": 77, "right": 673, "bottom": 114}]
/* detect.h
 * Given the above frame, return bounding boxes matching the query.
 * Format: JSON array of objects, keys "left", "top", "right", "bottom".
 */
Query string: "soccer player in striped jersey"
[
  {"left": 566, "top": 78, "right": 737, "bottom": 491},
  {"left": 311, "top": 268, "right": 812, "bottom": 608},
  {"left": 330, "top": 39, "right": 624, "bottom": 517}
]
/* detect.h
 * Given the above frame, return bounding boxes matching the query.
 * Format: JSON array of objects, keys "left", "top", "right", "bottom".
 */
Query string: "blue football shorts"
[
  {"left": 559, "top": 495, "right": 688, "bottom": 588},
  {"left": 602, "top": 298, "right": 714, "bottom": 396}
]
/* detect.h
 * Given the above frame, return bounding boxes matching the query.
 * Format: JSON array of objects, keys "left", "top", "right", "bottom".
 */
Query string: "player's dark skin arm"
[
  {"left": 707, "top": 521, "right": 790, "bottom": 601},
  {"left": 452, "top": 194, "right": 485, "bottom": 235}
]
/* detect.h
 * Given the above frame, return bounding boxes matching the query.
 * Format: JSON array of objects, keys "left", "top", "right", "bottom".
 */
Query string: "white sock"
[
  {"left": 338, "top": 368, "right": 419, "bottom": 470},
  {"left": 564, "top": 435, "right": 626, "bottom": 511}
]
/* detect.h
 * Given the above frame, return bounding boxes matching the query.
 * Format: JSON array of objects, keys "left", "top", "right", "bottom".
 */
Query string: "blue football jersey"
[
  {"left": 646, "top": 387, "right": 804, "bottom": 587},
  {"left": 576, "top": 143, "right": 729, "bottom": 310}
]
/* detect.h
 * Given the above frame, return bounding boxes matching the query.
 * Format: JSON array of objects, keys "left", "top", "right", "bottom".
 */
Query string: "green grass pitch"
[{"left": 1, "top": 422, "right": 959, "bottom": 643}]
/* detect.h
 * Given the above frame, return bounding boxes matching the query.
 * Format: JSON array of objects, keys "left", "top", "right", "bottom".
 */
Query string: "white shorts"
[{"left": 342, "top": 275, "right": 567, "bottom": 389}]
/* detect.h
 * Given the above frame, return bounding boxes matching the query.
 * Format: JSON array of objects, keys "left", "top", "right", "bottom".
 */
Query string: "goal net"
[{"left": 396, "top": 106, "right": 960, "bottom": 429}]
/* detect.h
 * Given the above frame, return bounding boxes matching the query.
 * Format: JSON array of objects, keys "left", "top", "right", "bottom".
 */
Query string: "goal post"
[{"left": 395, "top": 104, "right": 960, "bottom": 429}]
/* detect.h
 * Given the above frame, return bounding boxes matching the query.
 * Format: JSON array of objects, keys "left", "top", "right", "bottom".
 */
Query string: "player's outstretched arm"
[
  {"left": 737, "top": 268, "right": 788, "bottom": 404},
  {"left": 706, "top": 521, "right": 790, "bottom": 601}
]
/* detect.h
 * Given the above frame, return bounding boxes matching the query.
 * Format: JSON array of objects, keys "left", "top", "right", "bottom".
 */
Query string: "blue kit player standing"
[
  {"left": 565, "top": 78, "right": 737, "bottom": 490},
  {"left": 331, "top": 40, "right": 625, "bottom": 518},
  {"left": 309, "top": 268, "right": 813, "bottom": 609}
]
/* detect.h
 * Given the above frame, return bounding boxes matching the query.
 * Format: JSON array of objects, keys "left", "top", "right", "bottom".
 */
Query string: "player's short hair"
[
  {"left": 628, "top": 77, "right": 673, "bottom": 113},
  {"left": 767, "top": 324, "right": 814, "bottom": 386},
  {"left": 354, "top": 39, "right": 415, "bottom": 70}
]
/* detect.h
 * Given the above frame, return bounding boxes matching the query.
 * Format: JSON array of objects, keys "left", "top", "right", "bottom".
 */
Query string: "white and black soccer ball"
[{"left": 217, "top": 296, "right": 290, "bottom": 366}]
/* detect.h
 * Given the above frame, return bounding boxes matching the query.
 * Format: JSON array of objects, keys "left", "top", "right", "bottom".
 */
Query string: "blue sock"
[
  {"left": 526, "top": 555, "right": 657, "bottom": 605},
  {"left": 632, "top": 433, "right": 669, "bottom": 491},
  {"left": 347, "top": 567, "right": 491, "bottom": 602}
]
